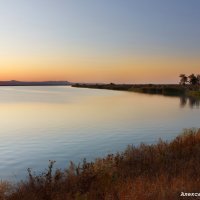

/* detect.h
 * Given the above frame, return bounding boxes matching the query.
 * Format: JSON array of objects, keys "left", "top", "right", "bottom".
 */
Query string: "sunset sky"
[{"left": 0, "top": 0, "right": 200, "bottom": 83}]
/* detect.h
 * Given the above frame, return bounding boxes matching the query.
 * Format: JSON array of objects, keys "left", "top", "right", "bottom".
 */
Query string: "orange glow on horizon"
[{"left": 0, "top": 55, "right": 199, "bottom": 83}]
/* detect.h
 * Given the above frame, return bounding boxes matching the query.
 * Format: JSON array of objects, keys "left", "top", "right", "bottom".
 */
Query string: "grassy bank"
[
  {"left": 1, "top": 129, "right": 200, "bottom": 200},
  {"left": 72, "top": 83, "right": 133, "bottom": 91},
  {"left": 129, "top": 85, "right": 186, "bottom": 96},
  {"left": 72, "top": 83, "right": 200, "bottom": 98},
  {"left": 188, "top": 90, "right": 200, "bottom": 98}
]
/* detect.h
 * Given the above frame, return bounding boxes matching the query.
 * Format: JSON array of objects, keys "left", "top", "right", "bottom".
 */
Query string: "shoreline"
[
  {"left": 72, "top": 83, "right": 200, "bottom": 98},
  {"left": 0, "top": 81, "right": 70, "bottom": 86}
]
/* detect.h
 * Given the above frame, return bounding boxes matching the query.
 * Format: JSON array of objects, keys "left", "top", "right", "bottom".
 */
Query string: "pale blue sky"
[{"left": 0, "top": 0, "right": 200, "bottom": 82}]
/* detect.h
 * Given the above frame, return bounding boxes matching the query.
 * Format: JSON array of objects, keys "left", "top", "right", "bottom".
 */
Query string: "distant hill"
[{"left": 0, "top": 80, "right": 71, "bottom": 86}]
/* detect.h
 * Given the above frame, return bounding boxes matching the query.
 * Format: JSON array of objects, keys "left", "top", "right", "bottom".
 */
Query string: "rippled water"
[{"left": 0, "top": 86, "right": 199, "bottom": 181}]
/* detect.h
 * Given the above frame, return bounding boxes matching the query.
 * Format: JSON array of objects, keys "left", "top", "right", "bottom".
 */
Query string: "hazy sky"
[{"left": 0, "top": 0, "right": 200, "bottom": 83}]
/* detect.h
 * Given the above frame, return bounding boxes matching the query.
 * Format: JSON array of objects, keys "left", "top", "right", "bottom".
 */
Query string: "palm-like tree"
[
  {"left": 197, "top": 74, "right": 200, "bottom": 85},
  {"left": 188, "top": 74, "right": 198, "bottom": 85},
  {"left": 179, "top": 74, "right": 188, "bottom": 85}
]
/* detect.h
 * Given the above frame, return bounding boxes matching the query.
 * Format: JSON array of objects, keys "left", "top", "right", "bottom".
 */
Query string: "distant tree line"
[{"left": 179, "top": 74, "right": 200, "bottom": 85}]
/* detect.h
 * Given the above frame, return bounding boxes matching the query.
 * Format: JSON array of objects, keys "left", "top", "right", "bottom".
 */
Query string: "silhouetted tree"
[
  {"left": 197, "top": 74, "right": 200, "bottom": 85},
  {"left": 188, "top": 74, "right": 198, "bottom": 85},
  {"left": 179, "top": 74, "right": 188, "bottom": 85}
]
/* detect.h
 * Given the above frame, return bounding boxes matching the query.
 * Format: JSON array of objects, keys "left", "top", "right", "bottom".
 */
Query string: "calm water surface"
[{"left": 0, "top": 86, "right": 199, "bottom": 181}]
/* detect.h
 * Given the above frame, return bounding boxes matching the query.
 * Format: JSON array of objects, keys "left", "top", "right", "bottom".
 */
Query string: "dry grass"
[{"left": 1, "top": 128, "right": 200, "bottom": 200}]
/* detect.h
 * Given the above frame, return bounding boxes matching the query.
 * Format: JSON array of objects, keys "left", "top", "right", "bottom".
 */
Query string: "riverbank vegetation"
[
  {"left": 73, "top": 83, "right": 200, "bottom": 98},
  {"left": 1, "top": 129, "right": 200, "bottom": 200},
  {"left": 72, "top": 74, "right": 200, "bottom": 99}
]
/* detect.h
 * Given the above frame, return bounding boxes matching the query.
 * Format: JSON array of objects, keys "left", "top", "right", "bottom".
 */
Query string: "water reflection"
[
  {"left": 180, "top": 96, "right": 200, "bottom": 108},
  {"left": 0, "top": 86, "right": 199, "bottom": 181}
]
